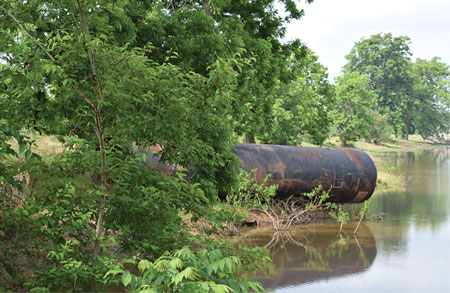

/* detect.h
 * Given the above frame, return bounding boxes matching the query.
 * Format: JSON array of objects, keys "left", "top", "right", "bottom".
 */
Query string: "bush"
[
  {"left": 106, "top": 156, "right": 211, "bottom": 254},
  {"left": 368, "top": 109, "right": 393, "bottom": 144},
  {"left": 226, "top": 169, "right": 277, "bottom": 211},
  {"left": 106, "top": 241, "right": 269, "bottom": 292},
  {"left": 0, "top": 139, "right": 265, "bottom": 291}
]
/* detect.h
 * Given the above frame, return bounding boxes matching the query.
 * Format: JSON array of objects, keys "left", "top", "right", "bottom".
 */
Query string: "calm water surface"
[{"left": 244, "top": 147, "right": 450, "bottom": 292}]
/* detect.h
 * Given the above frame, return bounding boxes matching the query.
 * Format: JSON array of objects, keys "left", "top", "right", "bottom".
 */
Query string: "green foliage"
[
  {"left": 260, "top": 48, "right": 335, "bottom": 146},
  {"left": 368, "top": 109, "right": 393, "bottom": 145},
  {"left": 333, "top": 72, "right": 377, "bottom": 147},
  {"left": 328, "top": 204, "right": 350, "bottom": 233},
  {"left": 7, "top": 0, "right": 442, "bottom": 291},
  {"left": 2, "top": 1, "right": 322, "bottom": 289},
  {"left": 342, "top": 33, "right": 450, "bottom": 141},
  {"left": 354, "top": 199, "right": 372, "bottom": 234},
  {"left": 0, "top": 138, "right": 119, "bottom": 291},
  {"left": 0, "top": 180, "right": 116, "bottom": 291},
  {"left": 106, "top": 242, "right": 268, "bottom": 293},
  {"left": 343, "top": 33, "right": 415, "bottom": 138},
  {"left": 411, "top": 58, "right": 450, "bottom": 139},
  {"left": 226, "top": 169, "right": 277, "bottom": 211},
  {"left": 0, "top": 120, "right": 33, "bottom": 186},
  {"left": 107, "top": 157, "right": 212, "bottom": 254},
  {"left": 1, "top": 0, "right": 241, "bottom": 199},
  {"left": 358, "top": 200, "right": 372, "bottom": 219},
  {"left": 130, "top": 0, "right": 317, "bottom": 144},
  {"left": 0, "top": 137, "right": 246, "bottom": 291},
  {"left": 303, "top": 185, "right": 332, "bottom": 210}
]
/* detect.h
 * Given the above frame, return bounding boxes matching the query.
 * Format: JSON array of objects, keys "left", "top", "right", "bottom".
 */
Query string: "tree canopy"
[
  {"left": 343, "top": 33, "right": 450, "bottom": 140},
  {"left": 343, "top": 33, "right": 414, "bottom": 138}
]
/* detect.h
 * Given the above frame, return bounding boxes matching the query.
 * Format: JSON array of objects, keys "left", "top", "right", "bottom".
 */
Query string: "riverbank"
[
  {"left": 303, "top": 134, "right": 449, "bottom": 153},
  {"left": 352, "top": 134, "right": 449, "bottom": 153},
  {"left": 310, "top": 135, "right": 449, "bottom": 192},
  {"left": 356, "top": 135, "right": 449, "bottom": 192},
  {"left": 5, "top": 134, "right": 448, "bottom": 227}
]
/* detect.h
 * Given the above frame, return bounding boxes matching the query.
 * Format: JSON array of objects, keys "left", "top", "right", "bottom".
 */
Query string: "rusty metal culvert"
[
  {"left": 231, "top": 144, "right": 377, "bottom": 203},
  {"left": 142, "top": 143, "right": 377, "bottom": 204}
]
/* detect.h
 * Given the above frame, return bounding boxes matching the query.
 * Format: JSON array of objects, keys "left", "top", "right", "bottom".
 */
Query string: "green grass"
[{"left": 353, "top": 134, "right": 448, "bottom": 153}]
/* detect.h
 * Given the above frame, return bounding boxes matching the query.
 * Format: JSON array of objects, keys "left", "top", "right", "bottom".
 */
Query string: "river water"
[{"left": 243, "top": 147, "right": 450, "bottom": 292}]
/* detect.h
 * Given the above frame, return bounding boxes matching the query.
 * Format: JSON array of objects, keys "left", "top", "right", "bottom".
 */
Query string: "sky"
[{"left": 283, "top": 0, "right": 450, "bottom": 82}]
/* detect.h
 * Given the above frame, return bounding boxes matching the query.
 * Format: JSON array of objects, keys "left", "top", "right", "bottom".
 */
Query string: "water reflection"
[
  {"left": 371, "top": 147, "right": 450, "bottom": 230},
  {"left": 242, "top": 223, "right": 377, "bottom": 290},
  {"left": 247, "top": 147, "right": 450, "bottom": 292}
]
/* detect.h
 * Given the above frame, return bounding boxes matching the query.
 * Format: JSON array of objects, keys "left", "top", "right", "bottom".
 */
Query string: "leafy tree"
[
  {"left": 333, "top": 72, "right": 377, "bottom": 147},
  {"left": 411, "top": 57, "right": 450, "bottom": 140},
  {"left": 130, "top": 0, "right": 316, "bottom": 143},
  {"left": 0, "top": 0, "right": 247, "bottom": 290},
  {"left": 260, "top": 48, "right": 335, "bottom": 145},
  {"left": 0, "top": 0, "right": 337, "bottom": 290},
  {"left": 343, "top": 33, "right": 415, "bottom": 138}
]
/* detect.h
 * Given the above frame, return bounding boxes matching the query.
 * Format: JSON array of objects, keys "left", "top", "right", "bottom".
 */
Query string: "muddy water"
[{"left": 243, "top": 147, "right": 450, "bottom": 292}]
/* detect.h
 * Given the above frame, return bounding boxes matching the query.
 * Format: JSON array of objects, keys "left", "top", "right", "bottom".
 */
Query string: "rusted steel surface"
[
  {"left": 231, "top": 144, "right": 377, "bottom": 203},
  {"left": 141, "top": 143, "right": 377, "bottom": 203}
]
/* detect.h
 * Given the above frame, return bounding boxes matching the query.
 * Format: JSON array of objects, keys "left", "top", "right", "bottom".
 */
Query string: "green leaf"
[
  {"left": 122, "top": 272, "right": 132, "bottom": 286},
  {"left": 25, "top": 149, "right": 32, "bottom": 160},
  {"left": 19, "top": 143, "right": 26, "bottom": 154},
  {"left": 248, "top": 282, "right": 263, "bottom": 292}
]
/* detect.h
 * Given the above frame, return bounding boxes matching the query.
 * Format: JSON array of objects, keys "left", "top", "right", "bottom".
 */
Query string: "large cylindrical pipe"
[{"left": 231, "top": 144, "right": 377, "bottom": 203}]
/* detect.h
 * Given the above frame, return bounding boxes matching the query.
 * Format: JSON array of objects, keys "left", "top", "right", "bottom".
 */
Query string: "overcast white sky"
[{"left": 283, "top": 0, "right": 450, "bottom": 82}]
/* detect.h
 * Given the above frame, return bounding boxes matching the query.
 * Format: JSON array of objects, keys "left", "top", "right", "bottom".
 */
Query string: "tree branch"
[
  {"left": 1, "top": 6, "right": 56, "bottom": 63},
  {"left": 1, "top": 5, "right": 97, "bottom": 110},
  {"left": 77, "top": 0, "right": 105, "bottom": 103}
]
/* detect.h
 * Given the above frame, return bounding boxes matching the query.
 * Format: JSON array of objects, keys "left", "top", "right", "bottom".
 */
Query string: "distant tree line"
[{"left": 341, "top": 33, "right": 450, "bottom": 144}]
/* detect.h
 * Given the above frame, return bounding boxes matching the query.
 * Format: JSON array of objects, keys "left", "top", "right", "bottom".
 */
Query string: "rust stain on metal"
[{"left": 351, "top": 191, "right": 369, "bottom": 203}]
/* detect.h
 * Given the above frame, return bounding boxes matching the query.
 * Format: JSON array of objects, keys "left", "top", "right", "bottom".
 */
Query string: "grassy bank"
[
  {"left": 352, "top": 134, "right": 449, "bottom": 153},
  {"left": 302, "top": 134, "right": 449, "bottom": 153},
  {"left": 344, "top": 135, "right": 447, "bottom": 192}
]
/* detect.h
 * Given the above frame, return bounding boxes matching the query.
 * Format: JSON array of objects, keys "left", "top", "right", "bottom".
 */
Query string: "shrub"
[
  {"left": 106, "top": 241, "right": 269, "bottom": 293},
  {"left": 368, "top": 109, "right": 393, "bottom": 144},
  {"left": 226, "top": 169, "right": 277, "bottom": 211}
]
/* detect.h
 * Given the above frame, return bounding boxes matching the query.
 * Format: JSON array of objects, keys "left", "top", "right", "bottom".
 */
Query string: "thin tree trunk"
[
  {"left": 76, "top": 1, "right": 109, "bottom": 290},
  {"left": 202, "top": 2, "right": 212, "bottom": 16}
]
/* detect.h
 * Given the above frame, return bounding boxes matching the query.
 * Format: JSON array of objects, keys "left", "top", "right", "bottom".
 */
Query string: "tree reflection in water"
[{"left": 241, "top": 223, "right": 377, "bottom": 290}]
